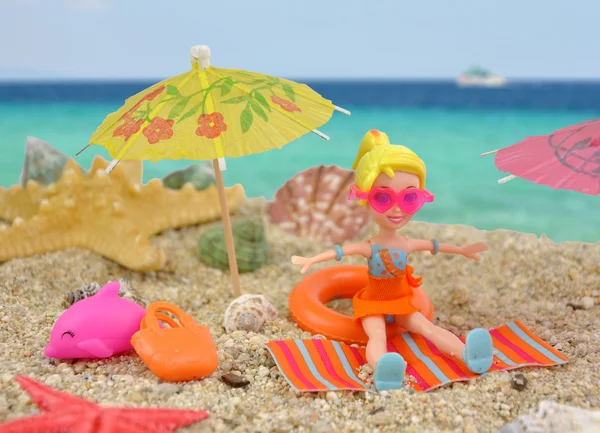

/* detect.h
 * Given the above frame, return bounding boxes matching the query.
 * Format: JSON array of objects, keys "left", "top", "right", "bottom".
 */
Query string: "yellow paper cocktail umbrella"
[{"left": 81, "top": 45, "right": 350, "bottom": 297}]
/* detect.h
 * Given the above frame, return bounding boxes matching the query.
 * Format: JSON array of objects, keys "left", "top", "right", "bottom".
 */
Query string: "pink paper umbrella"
[{"left": 483, "top": 118, "right": 600, "bottom": 196}]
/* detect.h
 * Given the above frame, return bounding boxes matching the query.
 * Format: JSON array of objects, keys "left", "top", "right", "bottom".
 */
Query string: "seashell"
[
  {"left": 223, "top": 294, "right": 278, "bottom": 334},
  {"left": 19, "top": 136, "right": 85, "bottom": 187},
  {"left": 267, "top": 165, "right": 370, "bottom": 245},
  {"left": 162, "top": 163, "right": 216, "bottom": 191},
  {"left": 62, "top": 278, "right": 149, "bottom": 309},
  {"left": 198, "top": 217, "right": 268, "bottom": 273},
  {"left": 499, "top": 400, "right": 600, "bottom": 433}
]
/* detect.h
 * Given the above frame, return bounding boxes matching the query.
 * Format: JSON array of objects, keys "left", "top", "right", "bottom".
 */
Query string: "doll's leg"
[
  {"left": 395, "top": 312, "right": 464, "bottom": 357},
  {"left": 361, "top": 315, "right": 388, "bottom": 369},
  {"left": 395, "top": 312, "right": 493, "bottom": 374},
  {"left": 361, "top": 315, "right": 406, "bottom": 390}
]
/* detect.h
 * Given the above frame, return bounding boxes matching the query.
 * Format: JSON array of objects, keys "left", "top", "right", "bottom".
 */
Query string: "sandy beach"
[{"left": 0, "top": 197, "right": 598, "bottom": 433}]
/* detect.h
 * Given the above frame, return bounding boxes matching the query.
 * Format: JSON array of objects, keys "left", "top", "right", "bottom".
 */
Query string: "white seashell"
[
  {"left": 223, "top": 294, "right": 278, "bottom": 334},
  {"left": 498, "top": 400, "right": 600, "bottom": 433}
]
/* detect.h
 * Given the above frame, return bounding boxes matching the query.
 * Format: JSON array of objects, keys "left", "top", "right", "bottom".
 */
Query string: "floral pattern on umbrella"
[
  {"left": 91, "top": 63, "right": 336, "bottom": 162},
  {"left": 109, "top": 72, "right": 304, "bottom": 147}
]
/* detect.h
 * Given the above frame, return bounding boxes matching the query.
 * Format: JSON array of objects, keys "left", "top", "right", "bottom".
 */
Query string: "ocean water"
[{"left": 0, "top": 80, "right": 598, "bottom": 243}]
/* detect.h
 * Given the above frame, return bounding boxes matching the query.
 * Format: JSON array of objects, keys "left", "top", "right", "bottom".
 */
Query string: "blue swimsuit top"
[{"left": 367, "top": 243, "right": 408, "bottom": 278}]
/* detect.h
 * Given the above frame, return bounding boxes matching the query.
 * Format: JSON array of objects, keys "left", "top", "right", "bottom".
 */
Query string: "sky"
[{"left": 0, "top": 0, "right": 597, "bottom": 80}]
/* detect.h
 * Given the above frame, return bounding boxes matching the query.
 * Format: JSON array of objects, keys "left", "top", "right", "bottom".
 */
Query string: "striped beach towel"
[{"left": 265, "top": 320, "right": 568, "bottom": 393}]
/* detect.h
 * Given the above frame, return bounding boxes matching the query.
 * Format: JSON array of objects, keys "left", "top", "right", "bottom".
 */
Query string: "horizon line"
[{"left": 2, "top": 76, "right": 600, "bottom": 84}]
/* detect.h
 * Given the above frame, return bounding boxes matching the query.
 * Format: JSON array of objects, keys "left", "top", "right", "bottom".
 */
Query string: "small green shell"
[
  {"left": 198, "top": 217, "right": 268, "bottom": 273},
  {"left": 162, "top": 163, "right": 216, "bottom": 191}
]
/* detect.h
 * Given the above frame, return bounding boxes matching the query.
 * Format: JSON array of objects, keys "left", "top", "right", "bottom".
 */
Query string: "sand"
[{"left": 0, "top": 197, "right": 598, "bottom": 433}]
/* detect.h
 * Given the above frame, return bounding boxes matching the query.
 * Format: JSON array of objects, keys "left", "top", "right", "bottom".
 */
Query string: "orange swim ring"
[{"left": 289, "top": 265, "right": 434, "bottom": 346}]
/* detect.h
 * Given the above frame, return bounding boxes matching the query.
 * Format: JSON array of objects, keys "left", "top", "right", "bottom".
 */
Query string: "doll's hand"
[
  {"left": 291, "top": 256, "right": 313, "bottom": 274},
  {"left": 460, "top": 242, "right": 488, "bottom": 261}
]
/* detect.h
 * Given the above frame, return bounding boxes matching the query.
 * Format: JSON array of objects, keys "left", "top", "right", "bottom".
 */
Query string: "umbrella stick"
[
  {"left": 212, "top": 158, "right": 241, "bottom": 298},
  {"left": 480, "top": 149, "right": 499, "bottom": 156},
  {"left": 498, "top": 174, "right": 517, "bottom": 184}
]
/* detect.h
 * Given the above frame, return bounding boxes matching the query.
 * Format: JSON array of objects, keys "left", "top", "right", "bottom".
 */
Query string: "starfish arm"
[
  {"left": 1, "top": 377, "right": 208, "bottom": 433},
  {"left": 100, "top": 407, "right": 209, "bottom": 432},
  {"left": 13, "top": 376, "right": 99, "bottom": 413},
  {"left": 0, "top": 181, "right": 47, "bottom": 222},
  {"left": 0, "top": 158, "right": 86, "bottom": 223},
  {"left": 87, "top": 155, "right": 242, "bottom": 237},
  {"left": 0, "top": 203, "right": 77, "bottom": 261},
  {"left": 88, "top": 156, "right": 143, "bottom": 186},
  {"left": 78, "top": 212, "right": 167, "bottom": 272},
  {"left": 0, "top": 198, "right": 165, "bottom": 271},
  {"left": 125, "top": 180, "right": 246, "bottom": 237},
  {"left": 0, "top": 175, "right": 166, "bottom": 271},
  {"left": 0, "top": 410, "right": 88, "bottom": 432}
]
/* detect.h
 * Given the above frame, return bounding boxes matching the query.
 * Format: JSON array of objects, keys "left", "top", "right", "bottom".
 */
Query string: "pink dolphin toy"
[{"left": 44, "top": 281, "right": 146, "bottom": 359}]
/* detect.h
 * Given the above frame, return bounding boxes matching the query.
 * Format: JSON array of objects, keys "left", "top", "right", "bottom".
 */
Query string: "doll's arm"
[
  {"left": 291, "top": 241, "right": 372, "bottom": 273},
  {"left": 306, "top": 241, "right": 372, "bottom": 264},
  {"left": 405, "top": 239, "right": 488, "bottom": 259}
]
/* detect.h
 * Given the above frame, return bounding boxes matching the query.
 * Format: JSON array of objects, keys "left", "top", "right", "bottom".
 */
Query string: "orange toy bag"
[{"left": 131, "top": 302, "right": 218, "bottom": 382}]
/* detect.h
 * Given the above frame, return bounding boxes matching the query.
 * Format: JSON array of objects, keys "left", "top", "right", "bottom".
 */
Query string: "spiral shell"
[
  {"left": 223, "top": 294, "right": 278, "bottom": 334},
  {"left": 62, "top": 278, "right": 149, "bottom": 309}
]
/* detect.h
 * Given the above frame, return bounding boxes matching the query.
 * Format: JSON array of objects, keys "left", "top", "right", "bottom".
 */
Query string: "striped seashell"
[{"left": 267, "top": 165, "right": 370, "bottom": 245}]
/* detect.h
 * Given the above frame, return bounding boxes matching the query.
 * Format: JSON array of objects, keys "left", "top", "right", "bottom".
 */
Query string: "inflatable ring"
[{"left": 289, "top": 265, "right": 435, "bottom": 346}]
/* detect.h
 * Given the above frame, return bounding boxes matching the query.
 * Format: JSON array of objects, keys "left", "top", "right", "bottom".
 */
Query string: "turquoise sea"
[{"left": 0, "top": 81, "right": 598, "bottom": 243}]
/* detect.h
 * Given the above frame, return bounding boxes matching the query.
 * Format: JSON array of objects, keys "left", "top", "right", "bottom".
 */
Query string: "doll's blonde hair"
[{"left": 351, "top": 130, "right": 426, "bottom": 203}]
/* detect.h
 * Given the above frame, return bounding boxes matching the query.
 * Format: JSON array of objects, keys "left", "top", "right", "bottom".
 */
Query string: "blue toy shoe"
[
  {"left": 373, "top": 352, "right": 406, "bottom": 391},
  {"left": 462, "top": 328, "right": 494, "bottom": 374}
]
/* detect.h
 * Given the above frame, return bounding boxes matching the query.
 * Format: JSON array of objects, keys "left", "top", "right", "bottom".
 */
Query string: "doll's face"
[{"left": 368, "top": 171, "right": 421, "bottom": 231}]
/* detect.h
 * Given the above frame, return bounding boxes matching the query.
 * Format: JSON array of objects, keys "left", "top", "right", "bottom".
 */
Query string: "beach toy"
[
  {"left": 290, "top": 129, "right": 494, "bottom": 390},
  {"left": 0, "top": 376, "right": 208, "bottom": 432},
  {"left": 483, "top": 117, "right": 600, "bottom": 196},
  {"left": 131, "top": 302, "right": 218, "bottom": 382},
  {"left": 81, "top": 44, "right": 351, "bottom": 298},
  {"left": 289, "top": 265, "right": 434, "bottom": 346},
  {"left": 44, "top": 281, "right": 146, "bottom": 359}
]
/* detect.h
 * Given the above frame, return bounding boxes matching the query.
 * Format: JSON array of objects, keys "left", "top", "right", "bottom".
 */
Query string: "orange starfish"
[{"left": 0, "top": 376, "right": 208, "bottom": 432}]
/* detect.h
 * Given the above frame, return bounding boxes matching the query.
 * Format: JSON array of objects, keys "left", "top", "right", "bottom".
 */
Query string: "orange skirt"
[{"left": 352, "top": 265, "right": 422, "bottom": 320}]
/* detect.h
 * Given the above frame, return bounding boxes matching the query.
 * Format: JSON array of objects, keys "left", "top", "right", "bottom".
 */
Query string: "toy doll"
[{"left": 291, "top": 129, "right": 494, "bottom": 390}]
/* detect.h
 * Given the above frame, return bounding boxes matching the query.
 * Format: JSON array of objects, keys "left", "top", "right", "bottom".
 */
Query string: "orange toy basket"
[{"left": 131, "top": 302, "right": 218, "bottom": 382}]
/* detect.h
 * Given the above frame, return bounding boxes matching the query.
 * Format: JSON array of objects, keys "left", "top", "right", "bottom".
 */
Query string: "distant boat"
[{"left": 457, "top": 66, "right": 507, "bottom": 87}]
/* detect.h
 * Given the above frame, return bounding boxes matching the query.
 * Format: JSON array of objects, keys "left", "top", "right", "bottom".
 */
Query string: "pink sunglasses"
[{"left": 348, "top": 184, "right": 434, "bottom": 214}]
